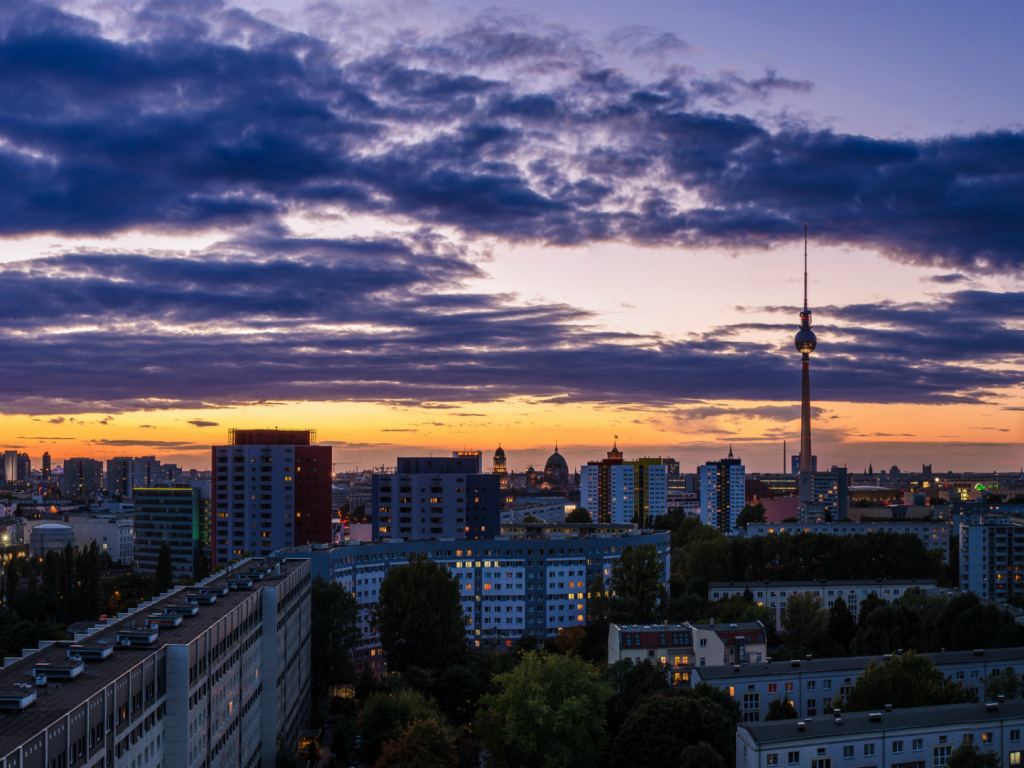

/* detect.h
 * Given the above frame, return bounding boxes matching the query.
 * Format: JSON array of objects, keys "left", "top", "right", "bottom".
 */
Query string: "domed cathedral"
[
  {"left": 544, "top": 444, "right": 570, "bottom": 488},
  {"left": 492, "top": 445, "right": 508, "bottom": 490}
]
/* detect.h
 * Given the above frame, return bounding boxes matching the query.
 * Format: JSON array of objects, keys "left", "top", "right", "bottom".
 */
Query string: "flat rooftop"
[
  {"left": 708, "top": 579, "right": 938, "bottom": 589},
  {"left": 743, "top": 699, "right": 1024, "bottom": 744},
  {"left": 696, "top": 646, "right": 1024, "bottom": 681},
  {"left": 0, "top": 558, "right": 303, "bottom": 757}
]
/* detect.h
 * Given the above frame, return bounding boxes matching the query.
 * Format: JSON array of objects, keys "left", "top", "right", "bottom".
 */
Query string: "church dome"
[
  {"left": 494, "top": 445, "right": 506, "bottom": 460},
  {"left": 544, "top": 445, "right": 569, "bottom": 486}
]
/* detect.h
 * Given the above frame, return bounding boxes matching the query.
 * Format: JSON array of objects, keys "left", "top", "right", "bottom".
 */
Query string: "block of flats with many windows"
[{"left": 0, "top": 557, "right": 310, "bottom": 768}]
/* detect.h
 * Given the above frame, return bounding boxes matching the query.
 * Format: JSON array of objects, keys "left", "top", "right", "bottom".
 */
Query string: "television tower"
[{"left": 794, "top": 224, "right": 817, "bottom": 501}]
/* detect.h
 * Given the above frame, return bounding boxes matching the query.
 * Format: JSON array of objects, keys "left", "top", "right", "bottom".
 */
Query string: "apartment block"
[
  {"left": 579, "top": 447, "right": 668, "bottom": 527},
  {"left": 134, "top": 485, "right": 211, "bottom": 580},
  {"left": 745, "top": 521, "right": 951, "bottom": 562},
  {"left": 608, "top": 620, "right": 768, "bottom": 686},
  {"left": 708, "top": 578, "right": 938, "bottom": 631},
  {"left": 0, "top": 557, "right": 310, "bottom": 768},
  {"left": 211, "top": 430, "right": 331, "bottom": 568},
  {"left": 371, "top": 455, "right": 500, "bottom": 540},
  {"left": 698, "top": 646, "right": 1024, "bottom": 723},
  {"left": 961, "top": 517, "right": 1024, "bottom": 602},
  {"left": 738, "top": 699, "right": 1024, "bottom": 768},
  {"left": 700, "top": 452, "right": 746, "bottom": 533},
  {"left": 287, "top": 530, "right": 670, "bottom": 676},
  {"left": 62, "top": 458, "right": 103, "bottom": 498}
]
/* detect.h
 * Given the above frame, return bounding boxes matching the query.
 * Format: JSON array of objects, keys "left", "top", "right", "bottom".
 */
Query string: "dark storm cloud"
[
  {"left": 0, "top": 240, "right": 1022, "bottom": 414},
  {"left": 0, "top": 0, "right": 1020, "bottom": 269}
]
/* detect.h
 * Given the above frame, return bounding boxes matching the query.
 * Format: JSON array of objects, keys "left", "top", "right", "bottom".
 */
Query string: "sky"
[{"left": 1, "top": 0, "right": 1023, "bottom": 474}]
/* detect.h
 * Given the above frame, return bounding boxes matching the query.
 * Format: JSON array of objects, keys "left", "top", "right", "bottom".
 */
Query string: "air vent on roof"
[
  {"left": 791, "top": 660, "right": 800, "bottom": 667},
  {"left": 885, "top": 704, "right": 892, "bottom": 712},
  {"left": 975, "top": 649, "right": 984, "bottom": 656},
  {"left": 796, "top": 721, "right": 805, "bottom": 731},
  {"left": 834, "top": 716, "right": 842, "bottom": 725},
  {"left": 986, "top": 702, "right": 999, "bottom": 711},
  {"left": 734, "top": 665, "right": 740, "bottom": 672},
  {"left": 868, "top": 712, "right": 882, "bottom": 722}
]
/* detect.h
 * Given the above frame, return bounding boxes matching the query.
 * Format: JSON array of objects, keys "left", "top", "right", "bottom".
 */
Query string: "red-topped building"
[{"left": 211, "top": 429, "right": 332, "bottom": 568}]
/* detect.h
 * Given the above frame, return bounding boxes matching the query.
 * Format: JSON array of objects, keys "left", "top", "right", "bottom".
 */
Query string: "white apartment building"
[
  {"left": 746, "top": 521, "right": 951, "bottom": 562},
  {"left": 738, "top": 699, "right": 1024, "bottom": 768},
  {"left": 0, "top": 557, "right": 310, "bottom": 768},
  {"left": 709, "top": 578, "right": 938, "bottom": 631},
  {"left": 960, "top": 517, "right": 1024, "bottom": 602},
  {"left": 579, "top": 462, "right": 667, "bottom": 526},
  {"left": 698, "top": 646, "right": 1024, "bottom": 722},
  {"left": 23, "top": 515, "right": 135, "bottom": 564}
]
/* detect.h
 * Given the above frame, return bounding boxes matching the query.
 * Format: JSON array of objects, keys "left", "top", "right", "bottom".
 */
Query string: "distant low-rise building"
[
  {"left": 608, "top": 620, "right": 768, "bottom": 686},
  {"left": 709, "top": 578, "right": 939, "bottom": 631},
  {"left": 744, "top": 521, "right": 951, "bottom": 562}
]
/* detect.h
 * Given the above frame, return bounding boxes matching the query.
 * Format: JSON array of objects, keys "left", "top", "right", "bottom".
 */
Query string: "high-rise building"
[
  {"left": 42, "top": 451, "right": 51, "bottom": 482},
  {"left": 790, "top": 454, "right": 818, "bottom": 475},
  {"left": 371, "top": 454, "right": 500, "bottom": 540},
  {"left": 798, "top": 466, "right": 849, "bottom": 522},
  {"left": 1, "top": 451, "right": 16, "bottom": 486},
  {"left": 960, "top": 517, "right": 1024, "bottom": 602},
  {"left": 211, "top": 429, "right": 332, "bottom": 568},
  {"left": 62, "top": 457, "right": 103, "bottom": 498},
  {"left": 493, "top": 445, "right": 508, "bottom": 490},
  {"left": 699, "top": 449, "right": 746, "bottom": 532},
  {"left": 15, "top": 453, "right": 30, "bottom": 483},
  {"left": 134, "top": 484, "right": 211, "bottom": 580},
  {"left": 107, "top": 456, "right": 133, "bottom": 496},
  {"left": 580, "top": 451, "right": 668, "bottom": 526},
  {"left": 0, "top": 557, "right": 311, "bottom": 768}
]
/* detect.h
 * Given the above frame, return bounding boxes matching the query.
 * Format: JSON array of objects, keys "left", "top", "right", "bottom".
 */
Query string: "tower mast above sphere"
[{"left": 794, "top": 224, "right": 817, "bottom": 500}]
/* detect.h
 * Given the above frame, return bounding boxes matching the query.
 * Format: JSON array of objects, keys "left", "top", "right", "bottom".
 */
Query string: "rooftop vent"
[
  {"left": 796, "top": 721, "right": 805, "bottom": 731},
  {"left": 868, "top": 713, "right": 882, "bottom": 722},
  {"left": 834, "top": 717, "right": 842, "bottom": 725},
  {"left": 986, "top": 702, "right": 999, "bottom": 711},
  {"left": 791, "top": 660, "right": 800, "bottom": 667},
  {"left": 974, "top": 649, "right": 985, "bottom": 656},
  {"left": 885, "top": 704, "right": 892, "bottom": 712}
]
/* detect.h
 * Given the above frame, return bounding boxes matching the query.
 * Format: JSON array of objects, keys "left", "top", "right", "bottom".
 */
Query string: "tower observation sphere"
[{"left": 795, "top": 312, "right": 817, "bottom": 354}]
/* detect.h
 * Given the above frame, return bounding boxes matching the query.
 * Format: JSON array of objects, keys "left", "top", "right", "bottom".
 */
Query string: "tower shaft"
[{"left": 800, "top": 350, "right": 812, "bottom": 477}]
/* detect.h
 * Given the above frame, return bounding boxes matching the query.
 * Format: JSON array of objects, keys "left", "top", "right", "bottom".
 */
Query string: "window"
[
  {"left": 785, "top": 682, "right": 794, "bottom": 692},
  {"left": 934, "top": 745, "right": 952, "bottom": 766},
  {"left": 767, "top": 756, "right": 779, "bottom": 767},
  {"left": 913, "top": 739, "right": 923, "bottom": 752},
  {"left": 982, "top": 733, "right": 993, "bottom": 744},
  {"left": 700, "top": 638, "right": 707, "bottom": 647},
  {"left": 1014, "top": 731, "right": 1022, "bottom": 742},
  {"left": 864, "top": 744, "right": 875, "bottom": 757},
  {"left": 769, "top": 684, "right": 778, "bottom": 694},
  {"left": 893, "top": 741, "right": 904, "bottom": 754},
  {"left": 807, "top": 681, "right": 816, "bottom": 691},
  {"left": 806, "top": 699, "right": 816, "bottom": 716},
  {"left": 843, "top": 745, "right": 854, "bottom": 759},
  {"left": 743, "top": 693, "right": 760, "bottom": 722},
  {"left": 811, "top": 761, "right": 831, "bottom": 768},
  {"left": 788, "top": 752, "right": 800, "bottom": 765},
  {"left": 1010, "top": 752, "right": 1021, "bottom": 766}
]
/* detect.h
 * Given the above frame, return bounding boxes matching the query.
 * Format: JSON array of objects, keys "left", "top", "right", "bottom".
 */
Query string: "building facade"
[
  {"left": 699, "top": 646, "right": 1024, "bottom": 723},
  {"left": 0, "top": 557, "right": 310, "bottom": 768},
  {"left": 745, "top": 521, "right": 951, "bottom": 562},
  {"left": 708, "top": 578, "right": 938, "bottom": 631},
  {"left": 961, "top": 517, "right": 1024, "bottom": 602},
  {"left": 738, "top": 699, "right": 1024, "bottom": 768},
  {"left": 62, "top": 458, "right": 103, "bottom": 498},
  {"left": 134, "top": 485, "right": 211, "bottom": 580},
  {"left": 580, "top": 451, "right": 668, "bottom": 527},
  {"left": 700, "top": 451, "right": 746, "bottom": 533},
  {"left": 211, "top": 429, "right": 332, "bottom": 569},
  {"left": 608, "top": 620, "right": 768, "bottom": 686},
  {"left": 371, "top": 455, "right": 501, "bottom": 541},
  {"left": 287, "top": 530, "right": 671, "bottom": 677}
]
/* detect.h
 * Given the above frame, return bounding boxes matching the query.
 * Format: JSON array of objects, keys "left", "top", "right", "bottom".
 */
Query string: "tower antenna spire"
[{"left": 804, "top": 223, "right": 808, "bottom": 310}]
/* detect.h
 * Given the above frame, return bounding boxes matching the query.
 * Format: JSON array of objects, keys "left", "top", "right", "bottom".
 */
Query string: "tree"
[
  {"left": 520, "top": 515, "right": 540, "bottom": 523},
  {"left": 588, "top": 570, "right": 612, "bottom": 622},
  {"left": 608, "top": 691, "right": 735, "bottom": 768},
  {"left": 680, "top": 742, "right": 725, "bottom": 768},
  {"left": 376, "top": 718, "right": 458, "bottom": 768},
  {"left": 609, "top": 544, "right": 667, "bottom": 624},
  {"left": 566, "top": 507, "right": 592, "bottom": 524},
  {"left": 604, "top": 658, "right": 670, "bottom": 735},
  {"left": 858, "top": 592, "right": 887, "bottom": 625},
  {"left": 372, "top": 554, "right": 466, "bottom": 673},
  {"left": 984, "top": 667, "right": 1024, "bottom": 701},
  {"left": 475, "top": 652, "right": 613, "bottom": 768},
  {"left": 765, "top": 695, "right": 798, "bottom": 720},
  {"left": 196, "top": 551, "right": 211, "bottom": 580},
  {"left": 3, "top": 559, "right": 18, "bottom": 605},
  {"left": 852, "top": 602, "right": 924, "bottom": 655},
  {"left": 154, "top": 543, "right": 174, "bottom": 593},
  {"left": 843, "top": 651, "right": 975, "bottom": 711},
  {"left": 948, "top": 743, "right": 1002, "bottom": 768},
  {"left": 782, "top": 592, "right": 830, "bottom": 655},
  {"left": 310, "top": 576, "right": 360, "bottom": 705},
  {"left": 358, "top": 690, "right": 441, "bottom": 765},
  {"left": 735, "top": 503, "right": 766, "bottom": 529},
  {"left": 827, "top": 596, "right": 858, "bottom": 652}
]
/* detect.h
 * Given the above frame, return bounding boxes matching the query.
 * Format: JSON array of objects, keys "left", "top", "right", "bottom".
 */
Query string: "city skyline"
[{"left": 1, "top": 1, "right": 1023, "bottom": 472}]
